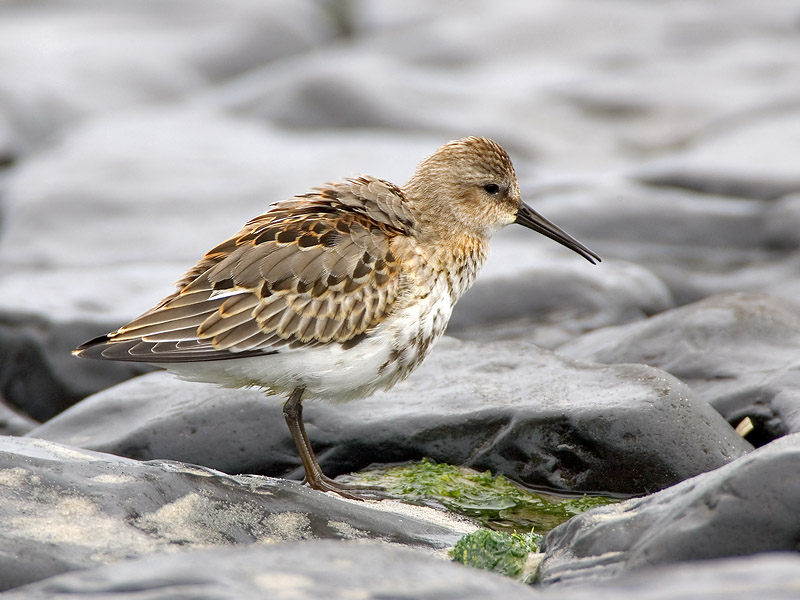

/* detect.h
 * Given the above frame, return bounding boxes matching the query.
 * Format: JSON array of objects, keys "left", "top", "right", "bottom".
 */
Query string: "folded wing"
[{"left": 75, "top": 180, "right": 410, "bottom": 363}]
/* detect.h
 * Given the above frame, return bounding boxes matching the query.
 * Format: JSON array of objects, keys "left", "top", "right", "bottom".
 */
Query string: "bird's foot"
[{"left": 304, "top": 474, "right": 392, "bottom": 501}]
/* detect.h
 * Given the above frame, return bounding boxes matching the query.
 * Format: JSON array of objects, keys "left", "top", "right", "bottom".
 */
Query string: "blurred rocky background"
[{"left": 0, "top": 1, "right": 799, "bottom": 598}]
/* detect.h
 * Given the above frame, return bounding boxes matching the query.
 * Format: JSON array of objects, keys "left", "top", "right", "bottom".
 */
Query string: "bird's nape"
[{"left": 514, "top": 201, "right": 601, "bottom": 264}]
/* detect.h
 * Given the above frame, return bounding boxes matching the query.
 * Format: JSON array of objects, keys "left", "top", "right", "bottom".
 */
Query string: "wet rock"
[
  {"left": 530, "top": 180, "right": 769, "bottom": 254},
  {"left": 450, "top": 233, "right": 673, "bottom": 348},
  {"left": 6, "top": 537, "right": 799, "bottom": 600},
  {"left": 520, "top": 179, "right": 800, "bottom": 308},
  {"left": 0, "top": 312, "right": 151, "bottom": 422},
  {"left": 537, "top": 433, "right": 800, "bottom": 584},
  {"left": 0, "top": 0, "right": 333, "bottom": 153},
  {"left": 764, "top": 192, "right": 800, "bottom": 250},
  {"left": 354, "top": 1, "right": 800, "bottom": 173},
  {"left": 29, "top": 337, "right": 751, "bottom": 496},
  {"left": 211, "top": 49, "right": 530, "bottom": 152},
  {"left": 541, "top": 553, "right": 800, "bottom": 600},
  {"left": 638, "top": 254, "right": 800, "bottom": 309},
  {"left": 0, "top": 108, "right": 439, "bottom": 270},
  {"left": 0, "top": 395, "right": 38, "bottom": 437},
  {"left": 633, "top": 111, "right": 800, "bottom": 201},
  {"left": 560, "top": 293, "right": 800, "bottom": 444},
  {"left": 1, "top": 541, "right": 536, "bottom": 600},
  {"left": 0, "top": 436, "right": 472, "bottom": 592}
]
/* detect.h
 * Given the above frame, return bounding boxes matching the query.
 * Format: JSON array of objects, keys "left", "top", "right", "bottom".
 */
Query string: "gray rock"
[
  {"left": 0, "top": 263, "right": 182, "bottom": 420},
  {"left": 5, "top": 532, "right": 799, "bottom": 600},
  {"left": 246, "top": 1, "right": 777, "bottom": 172},
  {"left": 764, "top": 192, "right": 800, "bottom": 250},
  {"left": 537, "top": 433, "right": 800, "bottom": 584},
  {"left": 0, "top": 312, "right": 152, "bottom": 422},
  {"left": 519, "top": 179, "right": 794, "bottom": 306},
  {"left": 0, "top": 108, "right": 438, "bottom": 270},
  {"left": 633, "top": 111, "right": 800, "bottom": 201},
  {"left": 0, "top": 0, "right": 333, "bottom": 153},
  {"left": 0, "top": 436, "right": 473, "bottom": 592},
  {"left": 30, "top": 337, "right": 751, "bottom": 495},
  {"left": 449, "top": 231, "right": 673, "bottom": 348},
  {"left": 529, "top": 180, "right": 769, "bottom": 254},
  {"left": 560, "top": 293, "right": 800, "bottom": 443},
  {"left": 519, "top": 177, "right": 800, "bottom": 308},
  {"left": 639, "top": 254, "right": 800, "bottom": 309},
  {"left": 353, "top": 1, "right": 800, "bottom": 174},
  {"left": 0, "top": 541, "right": 535, "bottom": 600},
  {"left": 542, "top": 553, "right": 800, "bottom": 600},
  {"left": 0, "top": 394, "right": 37, "bottom": 437},
  {"left": 211, "top": 48, "right": 531, "bottom": 153}
]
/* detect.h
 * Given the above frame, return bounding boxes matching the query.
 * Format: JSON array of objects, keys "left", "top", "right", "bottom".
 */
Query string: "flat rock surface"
[
  {"left": 0, "top": 0, "right": 332, "bottom": 155},
  {"left": 633, "top": 110, "right": 800, "bottom": 201},
  {"left": 5, "top": 550, "right": 800, "bottom": 600},
  {"left": 560, "top": 293, "right": 800, "bottom": 444},
  {"left": 538, "top": 553, "right": 800, "bottom": 600},
  {"left": 29, "top": 337, "right": 751, "bottom": 496},
  {"left": 537, "top": 433, "right": 800, "bottom": 584},
  {"left": 0, "top": 436, "right": 473, "bottom": 591},
  {"left": 1, "top": 541, "right": 536, "bottom": 600}
]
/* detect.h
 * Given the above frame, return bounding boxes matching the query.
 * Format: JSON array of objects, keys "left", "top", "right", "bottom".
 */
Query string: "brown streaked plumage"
[{"left": 75, "top": 136, "right": 600, "bottom": 499}]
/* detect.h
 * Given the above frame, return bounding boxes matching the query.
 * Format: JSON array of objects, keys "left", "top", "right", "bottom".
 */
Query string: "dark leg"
[{"left": 282, "top": 386, "right": 388, "bottom": 500}]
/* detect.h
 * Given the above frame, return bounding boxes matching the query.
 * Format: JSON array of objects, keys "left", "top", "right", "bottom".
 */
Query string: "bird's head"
[{"left": 405, "top": 136, "right": 600, "bottom": 264}]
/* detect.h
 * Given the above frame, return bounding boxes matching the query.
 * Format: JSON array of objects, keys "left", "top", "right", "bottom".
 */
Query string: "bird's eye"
[{"left": 483, "top": 183, "right": 500, "bottom": 195}]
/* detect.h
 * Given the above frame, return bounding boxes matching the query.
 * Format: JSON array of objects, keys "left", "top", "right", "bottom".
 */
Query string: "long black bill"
[{"left": 515, "top": 201, "right": 601, "bottom": 264}]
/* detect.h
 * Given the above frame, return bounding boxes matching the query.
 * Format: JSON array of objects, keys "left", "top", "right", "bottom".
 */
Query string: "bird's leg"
[
  {"left": 282, "top": 386, "right": 327, "bottom": 486},
  {"left": 282, "top": 386, "right": 389, "bottom": 500}
]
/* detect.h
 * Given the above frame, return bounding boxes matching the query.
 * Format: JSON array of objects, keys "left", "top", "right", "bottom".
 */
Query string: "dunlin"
[{"left": 75, "top": 137, "right": 600, "bottom": 499}]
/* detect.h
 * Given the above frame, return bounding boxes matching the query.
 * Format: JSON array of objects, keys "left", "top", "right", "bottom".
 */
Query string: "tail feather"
[{"left": 73, "top": 335, "right": 271, "bottom": 363}]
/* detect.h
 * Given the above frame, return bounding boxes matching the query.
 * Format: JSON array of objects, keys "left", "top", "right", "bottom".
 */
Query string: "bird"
[{"left": 74, "top": 136, "right": 600, "bottom": 500}]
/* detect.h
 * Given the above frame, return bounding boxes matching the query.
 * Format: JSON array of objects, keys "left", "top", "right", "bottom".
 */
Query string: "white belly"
[{"left": 160, "top": 279, "right": 454, "bottom": 402}]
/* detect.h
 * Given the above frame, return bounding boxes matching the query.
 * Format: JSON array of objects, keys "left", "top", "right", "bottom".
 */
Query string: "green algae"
[
  {"left": 346, "top": 459, "right": 620, "bottom": 582},
  {"left": 450, "top": 529, "right": 542, "bottom": 582},
  {"left": 346, "top": 458, "right": 617, "bottom": 534}
]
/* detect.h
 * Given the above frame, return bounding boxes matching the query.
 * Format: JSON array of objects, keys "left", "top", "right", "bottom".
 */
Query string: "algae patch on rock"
[
  {"left": 344, "top": 458, "right": 617, "bottom": 533},
  {"left": 450, "top": 529, "right": 542, "bottom": 583}
]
